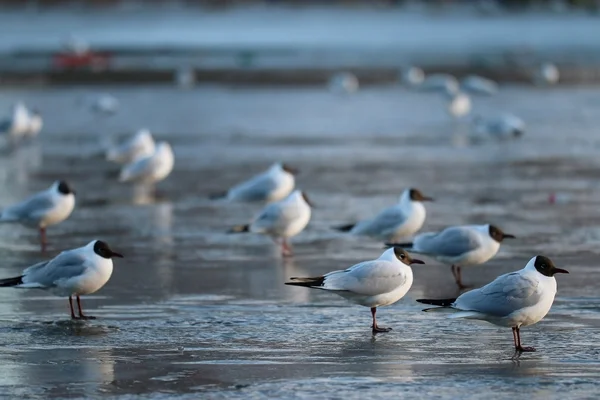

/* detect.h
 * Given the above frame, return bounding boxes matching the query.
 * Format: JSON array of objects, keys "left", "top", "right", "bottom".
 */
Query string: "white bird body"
[
  {"left": 0, "top": 181, "right": 75, "bottom": 229},
  {"left": 329, "top": 72, "right": 359, "bottom": 94},
  {"left": 402, "top": 66, "right": 425, "bottom": 87},
  {"left": 535, "top": 63, "right": 559, "bottom": 85},
  {"left": 24, "top": 111, "right": 43, "bottom": 138},
  {"left": 342, "top": 188, "right": 431, "bottom": 242},
  {"left": 225, "top": 163, "right": 295, "bottom": 203},
  {"left": 250, "top": 190, "right": 311, "bottom": 239},
  {"left": 93, "top": 94, "right": 119, "bottom": 115},
  {"left": 421, "top": 73, "right": 459, "bottom": 95},
  {"left": 410, "top": 224, "right": 501, "bottom": 266},
  {"left": 107, "top": 129, "right": 156, "bottom": 164},
  {"left": 447, "top": 92, "right": 471, "bottom": 119},
  {"left": 0, "top": 103, "right": 30, "bottom": 141},
  {"left": 461, "top": 75, "right": 498, "bottom": 95},
  {"left": 119, "top": 142, "right": 174, "bottom": 184}
]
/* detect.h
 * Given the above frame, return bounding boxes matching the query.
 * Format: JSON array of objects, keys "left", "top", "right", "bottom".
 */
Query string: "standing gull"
[
  {"left": 471, "top": 114, "right": 525, "bottom": 141},
  {"left": 0, "top": 181, "right": 76, "bottom": 251},
  {"left": 335, "top": 188, "right": 433, "bottom": 242},
  {"left": 386, "top": 224, "right": 515, "bottom": 288},
  {"left": 229, "top": 190, "right": 312, "bottom": 257},
  {"left": 0, "top": 240, "right": 123, "bottom": 319},
  {"left": 0, "top": 102, "right": 30, "bottom": 144},
  {"left": 119, "top": 141, "right": 174, "bottom": 185},
  {"left": 286, "top": 247, "right": 424, "bottom": 333},
  {"left": 211, "top": 162, "right": 297, "bottom": 203},
  {"left": 417, "top": 255, "right": 568, "bottom": 352},
  {"left": 106, "top": 129, "right": 156, "bottom": 164},
  {"left": 460, "top": 75, "right": 498, "bottom": 96}
]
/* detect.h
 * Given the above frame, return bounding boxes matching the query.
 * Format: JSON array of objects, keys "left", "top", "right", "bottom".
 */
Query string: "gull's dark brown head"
[
  {"left": 93, "top": 240, "right": 124, "bottom": 259},
  {"left": 393, "top": 247, "right": 424, "bottom": 266},
  {"left": 534, "top": 255, "right": 568, "bottom": 277},
  {"left": 488, "top": 225, "right": 515, "bottom": 243},
  {"left": 56, "top": 180, "right": 76, "bottom": 196},
  {"left": 281, "top": 163, "right": 299, "bottom": 175},
  {"left": 301, "top": 191, "right": 314, "bottom": 208},
  {"left": 408, "top": 188, "right": 433, "bottom": 202}
]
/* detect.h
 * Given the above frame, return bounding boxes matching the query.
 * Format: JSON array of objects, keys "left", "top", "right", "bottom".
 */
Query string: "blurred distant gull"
[
  {"left": 535, "top": 63, "right": 560, "bottom": 86},
  {"left": 461, "top": 75, "right": 498, "bottom": 95},
  {"left": 401, "top": 66, "right": 425, "bottom": 88},
  {"left": 417, "top": 255, "right": 568, "bottom": 353},
  {"left": 0, "top": 102, "right": 30, "bottom": 144},
  {"left": 335, "top": 188, "right": 433, "bottom": 242},
  {"left": 0, "top": 180, "right": 76, "bottom": 252},
  {"left": 420, "top": 73, "right": 459, "bottom": 95},
  {"left": 0, "top": 240, "right": 123, "bottom": 319},
  {"left": 328, "top": 72, "right": 359, "bottom": 94},
  {"left": 24, "top": 108, "right": 43, "bottom": 139},
  {"left": 229, "top": 190, "right": 312, "bottom": 257},
  {"left": 107, "top": 129, "right": 155, "bottom": 164},
  {"left": 92, "top": 94, "right": 119, "bottom": 115},
  {"left": 447, "top": 91, "right": 471, "bottom": 119},
  {"left": 386, "top": 224, "right": 515, "bottom": 289},
  {"left": 119, "top": 142, "right": 174, "bottom": 185},
  {"left": 210, "top": 162, "right": 296, "bottom": 203},
  {"left": 286, "top": 247, "right": 424, "bottom": 333},
  {"left": 62, "top": 34, "right": 90, "bottom": 56},
  {"left": 471, "top": 114, "right": 525, "bottom": 141}
]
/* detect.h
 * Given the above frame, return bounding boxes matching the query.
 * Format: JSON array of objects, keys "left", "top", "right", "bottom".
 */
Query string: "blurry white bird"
[
  {"left": 328, "top": 72, "right": 359, "bottom": 94},
  {"left": 402, "top": 66, "right": 425, "bottom": 88},
  {"left": 417, "top": 255, "right": 568, "bottom": 352},
  {"left": 119, "top": 142, "right": 174, "bottom": 185},
  {"left": 471, "top": 114, "right": 525, "bottom": 141},
  {"left": 106, "top": 129, "right": 156, "bottom": 164},
  {"left": 92, "top": 94, "right": 119, "bottom": 115},
  {"left": 335, "top": 188, "right": 433, "bottom": 242},
  {"left": 0, "top": 239, "right": 123, "bottom": 319},
  {"left": 286, "top": 247, "right": 424, "bottom": 333},
  {"left": 447, "top": 91, "right": 471, "bottom": 119},
  {"left": 535, "top": 63, "right": 559, "bottom": 86},
  {"left": 63, "top": 34, "right": 90, "bottom": 56},
  {"left": 0, "top": 103, "right": 30, "bottom": 143},
  {"left": 229, "top": 190, "right": 312, "bottom": 257},
  {"left": 0, "top": 180, "right": 76, "bottom": 251},
  {"left": 210, "top": 162, "right": 296, "bottom": 203},
  {"left": 386, "top": 224, "right": 515, "bottom": 288},
  {"left": 461, "top": 75, "right": 498, "bottom": 95},
  {"left": 421, "top": 73, "right": 459, "bottom": 95}
]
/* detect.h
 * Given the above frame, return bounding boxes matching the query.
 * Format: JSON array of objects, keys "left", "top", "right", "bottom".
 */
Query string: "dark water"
[{"left": 0, "top": 84, "right": 599, "bottom": 398}]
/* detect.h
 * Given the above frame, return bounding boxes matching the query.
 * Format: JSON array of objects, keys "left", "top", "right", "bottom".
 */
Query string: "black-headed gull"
[
  {"left": 229, "top": 190, "right": 312, "bottom": 256},
  {"left": 417, "top": 255, "right": 568, "bottom": 353},
  {"left": 119, "top": 142, "right": 174, "bottom": 185},
  {"left": 211, "top": 162, "right": 296, "bottom": 203},
  {"left": 335, "top": 188, "right": 433, "bottom": 242},
  {"left": 286, "top": 247, "right": 424, "bottom": 333},
  {"left": 0, "top": 240, "right": 123, "bottom": 319},
  {"left": 107, "top": 129, "right": 155, "bottom": 164},
  {"left": 0, "top": 181, "right": 76, "bottom": 251},
  {"left": 386, "top": 224, "right": 515, "bottom": 289}
]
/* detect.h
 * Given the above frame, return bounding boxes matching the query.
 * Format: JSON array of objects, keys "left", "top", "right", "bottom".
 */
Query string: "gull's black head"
[
  {"left": 408, "top": 188, "right": 433, "bottom": 202},
  {"left": 488, "top": 225, "right": 515, "bottom": 242},
  {"left": 534, "top": 255, "right": 568, "bottom": 277},
  {"left": 393, "top": 247, "right": 424, "bottom": 266},
  {"left": 93, "top": 240, "right": 124, "bottom": 259},
  {"left": 57, "top": 180, "right": 75, "bottom": 195},
  {"left": 281, "top": 163, "right": 299, "bottom": 175}
]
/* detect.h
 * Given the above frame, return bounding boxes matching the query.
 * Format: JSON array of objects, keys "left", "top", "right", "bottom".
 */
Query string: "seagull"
[
  {"left": 416, "top": 255, "right": 568, "bottom": 352},
  {"left": 24, "top": 109, "right": 43, "bottom": 139},
  {"left": 535, "top": 63, "right": 559, "bottom": 86},
  {"left": 386, "top": 224, "right": 515, "bottom": 289},
  {"left": 0, "top": 102, "right": 30, "bottom": 143},
  {"left": 229, "top": 190, "right": 312, "bottom": 257},
  {"left": 106, "top": 129, "right": 156, "bottom": 164},
  {"left": 92, "top": 94, "right": 119, "bottom": 115},
  {"left": 0, "top": 240, "right": 123, "bottom": 319},
  {"left": 328, "top": 72, "right": 359, "bottom": 94},
  {"left": 210, "top": 162, "right": 297, "bottom": 203},
  {"left": 401, "top": 66, "right": 425, "bottom": 88},
  {"left": 334, "top": 188, "right": 433, "bottom": 242},
  {"left": 119, "top": 141, "right": 174, "bottom": 185},
  {"left": 471, "top": 114, "right": 525, "bottom": 141},
  {"left": 286, "top": 247, "right": 424, "bottom": 333},
  {"left": 0, "top": 181, "right": 76, "bottom": 251},
  {"left": 447, "top": 91, "right": 471, "bottom": 119},
  {"left": 460, "top": 75, "right": 498, "bottom": 96}
]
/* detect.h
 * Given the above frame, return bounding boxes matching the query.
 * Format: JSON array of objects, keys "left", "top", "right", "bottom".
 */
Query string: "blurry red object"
[{"left": 53, "top": 51, "right": 111, "bottom": 70}]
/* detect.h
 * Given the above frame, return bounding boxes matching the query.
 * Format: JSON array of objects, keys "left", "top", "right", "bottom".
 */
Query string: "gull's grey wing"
[
  {"left": 121, "top": 156, "right": 152, "bottom": 180},
  {"left": 415, "top": 227, "right": 481, "bottom": 257},
  {"left": 354, "top": 206, "right": 407, "bottom": 237},
  {"left": 323, "top": 260, "right": 408, "bottom": 295},
  {"left": 2, "top": 192, "right": 55, "bottom": 223},
  {"left": 22, "top": 250, "right": 88, "bottom": 287},
  {"left": 229, "top": 173, "right": 276, "bottom": 202},
  {"left": 250, "top": 202, "right": 283, "bottom": 231},
  {"left": 454, "top": 272, "right": 542, "bottom": 317}
]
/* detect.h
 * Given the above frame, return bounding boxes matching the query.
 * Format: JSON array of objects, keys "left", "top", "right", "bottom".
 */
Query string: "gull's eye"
[{"left": 399, "top": 253, "right": 406, "bottom": 259}]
